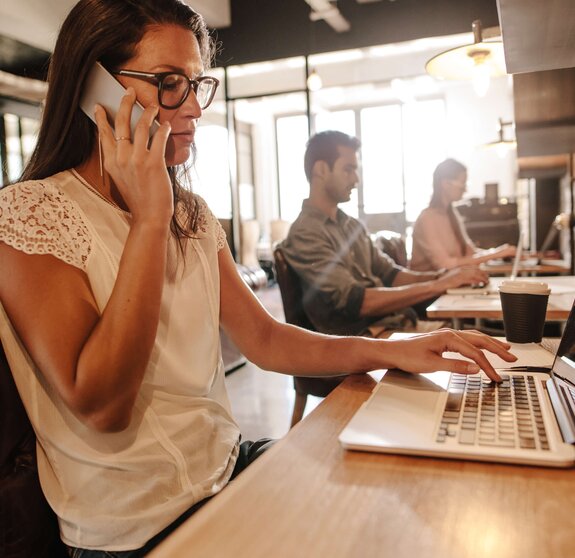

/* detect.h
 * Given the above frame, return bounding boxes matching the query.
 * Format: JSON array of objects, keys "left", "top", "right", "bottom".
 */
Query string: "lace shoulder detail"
[
  {"left": 0, "top": 179, "right": 91, "bottom": 270},
  {"left": 193, "top": 194, "right": 226, "bottom": 251}
]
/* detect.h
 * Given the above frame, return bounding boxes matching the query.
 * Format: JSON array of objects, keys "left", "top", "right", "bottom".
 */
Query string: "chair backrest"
[
  {"left": 0, "top": 342, "right": 68, "bottom": 557},
  {"left": 372, "top": 229, "right": 408, "bottom": 267},
  {"left": 273, "top": 245, "right": 315, "bottom": 331},
  {"left": 273, "top": 246, "right": 345, "bottom": 406}
]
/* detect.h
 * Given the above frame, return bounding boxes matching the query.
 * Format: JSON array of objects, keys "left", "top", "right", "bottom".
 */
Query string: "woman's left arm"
[
  {"left": 218, "top": 246, "right": 515, "bottom": 381},
  {"left": 218, "top": 245, "right": 365, "bottom": 376}
]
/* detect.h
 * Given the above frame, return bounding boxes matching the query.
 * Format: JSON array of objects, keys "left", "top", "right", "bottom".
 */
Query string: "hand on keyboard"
[{"left": 383, "top": 329, "right": 517, "bottom": 382}]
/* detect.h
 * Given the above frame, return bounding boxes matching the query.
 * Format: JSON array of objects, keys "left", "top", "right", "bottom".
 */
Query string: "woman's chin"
[{"left": 164, "top": 139, "right": 191, "bottom": 167}]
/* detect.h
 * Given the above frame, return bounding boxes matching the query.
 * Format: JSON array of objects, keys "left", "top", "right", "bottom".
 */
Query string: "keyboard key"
[
  {"left": 445, "top": 391, "right": 464, "bottom": 413},
  {"left": 459, "top": 430, "right": 476, "bottom": 444}
]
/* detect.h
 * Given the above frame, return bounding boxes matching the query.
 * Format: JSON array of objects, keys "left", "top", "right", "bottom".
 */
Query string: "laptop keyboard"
[{"left": 436, "top": 373, "right": 549, "bottom": 450}]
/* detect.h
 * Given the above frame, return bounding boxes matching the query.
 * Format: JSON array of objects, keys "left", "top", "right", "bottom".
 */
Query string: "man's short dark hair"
[{"left": 304, "top": 130, "right": 361, "bottom": 182}]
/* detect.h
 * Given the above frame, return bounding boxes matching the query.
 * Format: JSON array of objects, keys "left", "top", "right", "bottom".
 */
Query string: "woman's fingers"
[
  {"left": 93, "top": 88, "right": 136, "bottom": 175},
  {"left": 435, "top": 331, "right": 504, "bottom": 381},
  {"left": 456, "top": 330, "right": 517, "bottom": 362},
  {"left": 132, "top": 104, "right": 160, "bottom": 152},
  {"left": 114, "top": 87, "right": 136, "bottom": 143},
  {"left": 149, "top": 121, "right": 172, "bottom": 159},
  {"left": 93, "top": 104, "right": 114, "bottom": 145},
  {"left": 426, "top": 355, "right": 481, "bottom": 375},
  {"left": 396, "top": 330, "right": 508, "bottom": 381},
  {"left": 94, "top": 104, "right": 119, "bottom": 172},
  {"left": 449, "top": 353, "right": 502, "bottom": 382}
]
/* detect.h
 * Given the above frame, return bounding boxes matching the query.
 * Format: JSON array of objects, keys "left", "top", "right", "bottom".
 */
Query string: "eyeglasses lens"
[{"left": 160, "top": 74, "right": 216, "bottom": 109}]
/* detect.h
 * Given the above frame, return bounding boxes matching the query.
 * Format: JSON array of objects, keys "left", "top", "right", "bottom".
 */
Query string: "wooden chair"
[
  {"left": 273, "top": 232, "right": 413, "bottom": 426},
  {"left": 273, "top": 245, "right": 345, "bottom": 427},
  {"left": 0, "top": 341, "right": 68, "bottom": 557}
]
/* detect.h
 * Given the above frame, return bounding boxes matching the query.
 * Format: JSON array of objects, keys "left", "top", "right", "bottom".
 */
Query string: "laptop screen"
[{"left": 552, "top": 300, "right": 575, "bottom": 385}]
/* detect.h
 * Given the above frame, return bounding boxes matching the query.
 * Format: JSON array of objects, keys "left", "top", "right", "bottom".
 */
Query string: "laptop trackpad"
[{"left": 340, "top": 370, "right": 449, "bottom": 448}]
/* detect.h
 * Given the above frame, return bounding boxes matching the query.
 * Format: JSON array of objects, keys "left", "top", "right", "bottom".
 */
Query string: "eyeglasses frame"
[{"left": 112, "top": 69, "right": 219, "bottom": 110}]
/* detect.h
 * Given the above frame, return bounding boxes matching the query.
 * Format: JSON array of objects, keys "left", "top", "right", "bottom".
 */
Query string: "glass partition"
[
  {"left": 360, "top": 105, "right": 403, "bottom": 216},
  {"left": 276, "top": 114, "right": 308, "bottom": 223}
]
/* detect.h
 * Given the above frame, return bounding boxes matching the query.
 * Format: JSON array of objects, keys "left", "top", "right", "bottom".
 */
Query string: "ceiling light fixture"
[
  {"left": 307, "top": 68, "right": 323, "bottom": 91},
  {"left": 482, "top": 118, "right": 517, "bottom": 158},
  {"left": 425, "top": 20, "right": 506, "bottom": 97}
]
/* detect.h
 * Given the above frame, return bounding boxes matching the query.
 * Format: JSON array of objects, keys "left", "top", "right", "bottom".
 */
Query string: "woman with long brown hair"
[
  {"left": 411, "top": 158, "right": 516, "bottom": 271},
  {"left": 0, "top": 2, "right": 515, "bottom": 555}
]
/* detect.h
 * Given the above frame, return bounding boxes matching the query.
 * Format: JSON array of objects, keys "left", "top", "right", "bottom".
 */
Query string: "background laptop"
[
  {"left": 339, "top": 300, "right": 575, "bottom": 467},
  {"left": 446, "top": 231, "right": 523, "bottom": 295}
]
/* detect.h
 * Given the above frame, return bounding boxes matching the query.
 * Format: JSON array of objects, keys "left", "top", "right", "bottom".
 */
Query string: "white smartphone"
[{"left": 80, "top": 61, "right": 160, "bottom": 139}]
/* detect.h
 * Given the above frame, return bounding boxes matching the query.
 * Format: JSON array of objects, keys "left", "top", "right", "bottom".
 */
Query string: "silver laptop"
[
  {"left": 339, "top": 300, "right": 575, "bottom": 467},
  {"left": 446, "top": 231, "right": 523, "bottom": 295}
]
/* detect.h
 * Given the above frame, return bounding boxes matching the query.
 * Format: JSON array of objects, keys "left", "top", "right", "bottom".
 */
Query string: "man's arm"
[{"left": 359, "top": 266, "right": 490, "bottom": 318}]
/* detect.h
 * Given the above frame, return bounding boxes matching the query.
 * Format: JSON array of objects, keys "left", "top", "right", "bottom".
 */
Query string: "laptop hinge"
[{"left": 547, "top": 378, "right": 575, "bottom": 444}]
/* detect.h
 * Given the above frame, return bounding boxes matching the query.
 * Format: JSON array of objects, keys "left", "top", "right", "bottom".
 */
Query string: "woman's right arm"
[
  {"left": 444, "top": 244, "right": 517, "bottom": 268},
  {"left": 0, "top": 91, "right": 174, "bottom": 433},
  {"left": 0, "top": 216, "right": 169, "bottom": 432},
  {"left": 415, "top": 214, "right": 516, "bottom": 270}
]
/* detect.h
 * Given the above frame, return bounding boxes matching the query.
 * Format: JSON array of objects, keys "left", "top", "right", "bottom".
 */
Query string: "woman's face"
[
  {"left": 115, "top": 24, "right": 205, "bottom": 166},
  {"left": 442, "top": 170, "right": 467, "bottom": 204}
]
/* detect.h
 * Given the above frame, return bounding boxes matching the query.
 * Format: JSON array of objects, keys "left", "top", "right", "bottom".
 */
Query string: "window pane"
[
  {"left": 315, "top": 110, "right": 355, "bottom": 137},
  {"left": 402, "top": 99, "right": 447, "bottom": 222},
  {"left": 360, "top": 105, "right": 403, "bottom": 215},
  {"left": 277, "top": 115, "right": 309, "bottom": 223},
  {"left": 192, "top": 125, "right": 232, "bottom": 218}
]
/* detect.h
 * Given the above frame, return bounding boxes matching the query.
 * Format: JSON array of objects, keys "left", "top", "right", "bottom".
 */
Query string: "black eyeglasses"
[{"left": 112, "top": 69, "right": 219, "bottom": 110}]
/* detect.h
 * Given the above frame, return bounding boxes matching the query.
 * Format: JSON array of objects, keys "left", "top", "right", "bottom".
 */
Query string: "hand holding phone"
[
  {"left": 82, "top": 61, "right": 173, "bottom": 221},
  {"left": 80, "top": 62, "right": 160, "bottom": 139}
]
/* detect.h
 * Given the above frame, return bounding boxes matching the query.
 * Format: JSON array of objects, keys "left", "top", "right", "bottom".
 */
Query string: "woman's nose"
[{"left": 182, "top": 89, "right": 203, "bottom": 118}]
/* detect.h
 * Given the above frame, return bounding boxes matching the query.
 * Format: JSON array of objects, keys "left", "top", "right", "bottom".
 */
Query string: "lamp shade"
[{"left": 425, "top": 20, "right": 507, "bottom": 96}]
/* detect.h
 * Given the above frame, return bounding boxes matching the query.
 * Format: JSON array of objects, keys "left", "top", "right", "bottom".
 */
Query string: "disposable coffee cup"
[{"left": 498, "top": 280, "right": 550, "bottom": 343}]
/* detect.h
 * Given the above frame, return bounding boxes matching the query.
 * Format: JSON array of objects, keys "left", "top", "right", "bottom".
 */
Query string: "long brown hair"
[
  {"left": 429, "top": 158, "right": 468, "bottom": 256},
  {"left": 21, "top": 0, "right": 214, "bottom": 239}
]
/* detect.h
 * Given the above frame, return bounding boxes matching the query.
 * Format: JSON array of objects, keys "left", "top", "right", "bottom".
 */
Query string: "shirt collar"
[{"left": 301, "top": 199, "right": 348, "bottom": 225}]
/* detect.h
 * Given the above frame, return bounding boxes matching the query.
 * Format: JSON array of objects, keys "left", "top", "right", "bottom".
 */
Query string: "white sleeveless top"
[{"left": 0, "top": 170, "right": 240, "bottom": 551}]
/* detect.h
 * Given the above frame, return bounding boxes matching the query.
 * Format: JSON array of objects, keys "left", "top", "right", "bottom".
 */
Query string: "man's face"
[{"left": 324, "top": 145, "right": 359, "bottom": 204}]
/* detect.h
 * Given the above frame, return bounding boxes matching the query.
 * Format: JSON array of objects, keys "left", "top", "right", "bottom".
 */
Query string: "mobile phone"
[{"left": 80, "top": 61, "right": 160, "bottom": 139}]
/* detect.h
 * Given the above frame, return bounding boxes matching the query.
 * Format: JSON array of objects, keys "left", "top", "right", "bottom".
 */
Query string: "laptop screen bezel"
[{"left": 550, "top": 300, "right": 575, "bottom": 387}]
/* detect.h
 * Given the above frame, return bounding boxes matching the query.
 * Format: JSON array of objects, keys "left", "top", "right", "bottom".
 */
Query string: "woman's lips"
[{"left": 170, "top": 131, "right": 195, "bottom": 142}]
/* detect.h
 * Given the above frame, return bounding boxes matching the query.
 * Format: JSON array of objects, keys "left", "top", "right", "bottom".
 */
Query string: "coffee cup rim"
[{"left": 498, "top": 280, "right": 550, "bottom": 295}]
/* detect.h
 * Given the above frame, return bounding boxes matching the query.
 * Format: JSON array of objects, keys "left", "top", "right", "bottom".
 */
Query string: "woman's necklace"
[{"left": 72, "top": 169, "right": 129, "bottom": 214}]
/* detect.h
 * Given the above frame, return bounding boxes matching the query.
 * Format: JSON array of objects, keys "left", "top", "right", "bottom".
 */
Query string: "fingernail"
[{"left": 466, "top": 363, "right": 480, "bottom": 374}]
